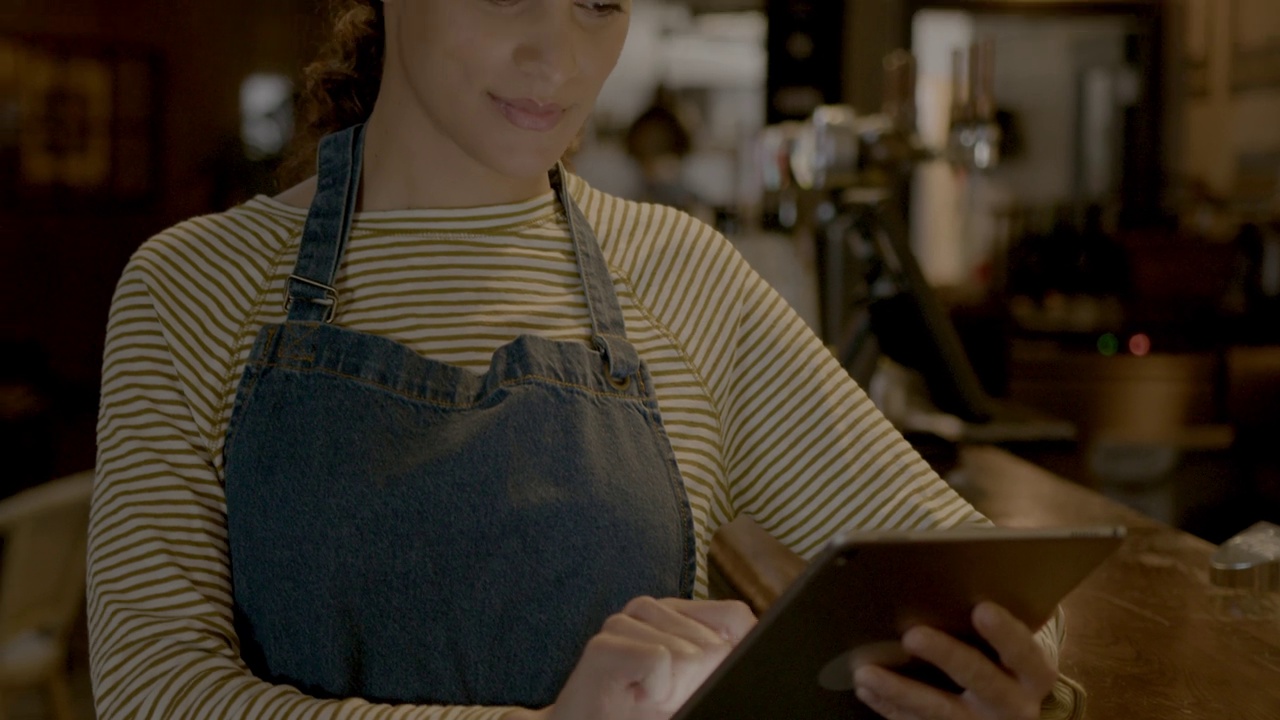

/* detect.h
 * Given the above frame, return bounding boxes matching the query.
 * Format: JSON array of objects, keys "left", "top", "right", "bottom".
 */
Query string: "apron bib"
[{"left": 222, "top": 124, "right": 696, "bottom": 707}]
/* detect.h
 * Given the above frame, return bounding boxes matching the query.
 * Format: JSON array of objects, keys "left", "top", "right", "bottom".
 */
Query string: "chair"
[{"left": 0, "top": 470, "right": 94, "bottom": 720}]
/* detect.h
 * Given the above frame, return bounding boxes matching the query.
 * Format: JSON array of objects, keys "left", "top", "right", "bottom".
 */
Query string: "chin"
[{"left": 477, "top": 134, "right": 576, "bottom": 180}]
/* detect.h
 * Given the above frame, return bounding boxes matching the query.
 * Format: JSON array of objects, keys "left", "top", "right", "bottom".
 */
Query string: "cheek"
[
  {"left": 434, "top": 31, "right": 487, "bottom": 93},
  {"left": 586, "top": 28, "right": 628, "bottom": 87},
  {"left": 407, "top": 4, "right": 501, "bottom": 98}
]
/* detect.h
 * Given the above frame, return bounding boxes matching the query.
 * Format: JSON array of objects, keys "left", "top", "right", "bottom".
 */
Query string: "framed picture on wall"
[
  {"left": 0, "top": 36, "right": 161, "bottom": 210},
  {"left": 1231, "top": 0, "right": 1280, "bottom": 91}
]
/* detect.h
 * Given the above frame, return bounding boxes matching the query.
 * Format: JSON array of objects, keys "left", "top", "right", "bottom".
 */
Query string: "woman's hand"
[
  {"left": 853, "top": 602, "right": 1058, "bottom": 720},
  {"left": 510, "top": 596, "right": 756, "bottom": 720}
]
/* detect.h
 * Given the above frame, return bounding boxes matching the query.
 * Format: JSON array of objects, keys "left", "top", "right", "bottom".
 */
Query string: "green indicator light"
[{"left": 1098, "top": 333, "right": 1120, "bottom": 356}]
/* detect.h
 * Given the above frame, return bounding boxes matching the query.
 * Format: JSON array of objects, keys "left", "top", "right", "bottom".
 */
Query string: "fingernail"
[
  {"left": 856, "top": 685, "right": 879, "bottom": 705},
  {"left": 901, "top": 626, "right": 927, "bottom": 651},
  {"left": 975, "top": 602, "right": 999, "bottom": 629},
  {"left": 854, "top": 667, "right": 882, "bottom": 692}
]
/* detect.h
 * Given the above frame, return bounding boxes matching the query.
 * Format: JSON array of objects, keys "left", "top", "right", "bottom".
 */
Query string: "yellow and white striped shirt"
[{"left": 90, "top": 174, "right": 989, "bottom": 719}]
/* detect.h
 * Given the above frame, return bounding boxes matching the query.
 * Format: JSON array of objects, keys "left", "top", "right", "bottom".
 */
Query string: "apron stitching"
[
  {"left": 243, "top": 362, "right": 642, "bottom": 406},
  {"left": 212, "top": 237, "right": 298, "bottom": 470},
  {"left": 223, "top": 365, "right": 266, "bottom": 473},
  {"left": 604, "top": 265, "right": 728, "bottom": 476},
  {"left": 648, "top": 414, "right": 697, "bottom": 598},
  {"left": 280, "top": 324, "right": 321, "bottom": 361}
]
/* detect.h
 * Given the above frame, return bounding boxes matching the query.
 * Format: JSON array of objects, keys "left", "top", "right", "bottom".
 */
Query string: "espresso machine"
[{"left": 757, "top": 45, "right": 1073, "bottom": 442}]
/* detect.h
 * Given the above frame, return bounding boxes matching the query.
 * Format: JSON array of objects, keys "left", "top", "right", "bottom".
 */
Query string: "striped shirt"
[{"left": 89, "top": 174, "right": 1006, "bottom": 719}]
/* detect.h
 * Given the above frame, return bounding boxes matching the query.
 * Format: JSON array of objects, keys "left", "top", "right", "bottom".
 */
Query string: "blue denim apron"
[{"left": 222, "top": 124, "right": 696, "bottom": 708}]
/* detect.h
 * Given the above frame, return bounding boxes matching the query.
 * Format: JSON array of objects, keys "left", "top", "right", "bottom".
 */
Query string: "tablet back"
[{"left": 674, "top": 525, "right": 1125, "bottom": 720}]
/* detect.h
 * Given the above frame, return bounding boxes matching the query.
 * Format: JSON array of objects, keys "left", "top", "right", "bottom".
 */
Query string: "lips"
[{"left": 490, "top": 94, "right": 567, "bottom": 133}]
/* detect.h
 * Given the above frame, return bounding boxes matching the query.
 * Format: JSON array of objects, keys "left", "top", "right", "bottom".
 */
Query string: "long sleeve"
[
  {"left": 87, "top": 184, "right": 1080, "bottom": 717},
  {"left": 717, "top": 263, "right": 988, "bottom": 558},
  {"left": 712, "top": 253, "right": 1080, "bottom": 718},
  {"left": 88, "top": 260, "right": 514, "bottom": 720}
]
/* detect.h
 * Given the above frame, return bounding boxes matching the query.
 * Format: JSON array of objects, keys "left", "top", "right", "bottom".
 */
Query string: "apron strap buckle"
[{"left": 284, "top": 274, "right": 340, "bottom": 323}]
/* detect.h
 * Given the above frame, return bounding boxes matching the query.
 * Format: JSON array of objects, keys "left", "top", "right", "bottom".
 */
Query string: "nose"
[{"left": 511, "top": 3, "right": 580, "bottom": 88}]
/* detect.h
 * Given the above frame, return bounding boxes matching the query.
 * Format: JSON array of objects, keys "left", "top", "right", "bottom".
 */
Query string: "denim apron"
[{"left": 222, "top": 124, "right": 696, "bottom": 708}]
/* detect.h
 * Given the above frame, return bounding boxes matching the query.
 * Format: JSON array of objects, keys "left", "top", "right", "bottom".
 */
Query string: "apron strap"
[
  {"left": 552, "top": 163, "right": 640, "bottom": 382},
  {"left": 285, "top": 124, "right": 366, "bottom": 323},
  {"left": 283, "top": 126, "right": 639, "bottom": 384}
]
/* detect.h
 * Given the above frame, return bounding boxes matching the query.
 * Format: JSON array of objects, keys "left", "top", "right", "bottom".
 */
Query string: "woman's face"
[{"left": 383, "top": 0, "right": 631, "bottom": 181}]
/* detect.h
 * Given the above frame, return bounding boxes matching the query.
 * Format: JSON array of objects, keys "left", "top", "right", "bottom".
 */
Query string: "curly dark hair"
[{"left": 279, "top": 0, "right": 385, "bottom": 186}]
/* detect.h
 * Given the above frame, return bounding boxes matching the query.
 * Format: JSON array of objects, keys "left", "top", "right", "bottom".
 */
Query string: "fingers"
[
  {"left": 548, "top": 630, "right": 676, "bottom": 720},
  {"left": 973, "top": 602, "right": 1058, "bottom": 697},
  {"left": 602, "top": 612, "right": 702, "bottom": 668},
  {"left": 609, "top": 597, "right": 755, "bottom": 705},
  {"left": 855, "top": 603, "right": 1055, "bottom": 720},
  {"left": 583, "top": 630, "right": 678, "bottom": 705},
  {"left": 854, "top": 664, "right": 960, "bottom": 720},
  {"left": 642, "top": 597, "right": 757, "bottom": 644},
  {"left": 549, "top": 597, "right": 756, "bottom": 720},
  {"left": 900, "top": 624, "right": 1021, "bottom": 705}
]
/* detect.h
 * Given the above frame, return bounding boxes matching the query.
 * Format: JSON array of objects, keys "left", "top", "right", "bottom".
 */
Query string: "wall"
[
  {"left": 970, "top": 14, "right": 1132, "bottom": 206},
  {"left": 845, "top": 0, "right": 907, "bottom": 116},
  {"left": 845, "top": 1, "right": 1280, "bottom": 275},
  {"left": 1, "top": 0, "right": 321, "bottom": 386},
  {"left": 907, "top": 9, "right": 975, "bottom": 285},
  {"left": 1181, "top": 0, "right": 1280, "bottom": 196},
  {"left": 579, "top": 1, "right": 767, "bottom": 210},
  {"left": 906, "top": 10, "right": 1133, "bottom": 285},
  {"left": 1, "top": 0, "right": 322, "bottom": 476}
]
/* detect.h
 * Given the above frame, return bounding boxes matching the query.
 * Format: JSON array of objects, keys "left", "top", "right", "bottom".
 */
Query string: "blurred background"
[{"left": 1, "top": 0, "right": 1278, "bottom": 717}]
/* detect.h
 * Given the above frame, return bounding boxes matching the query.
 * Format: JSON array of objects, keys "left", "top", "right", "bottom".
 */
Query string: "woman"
[{"left": 88, "top": 1, "right": 1067, "bottom": 719}]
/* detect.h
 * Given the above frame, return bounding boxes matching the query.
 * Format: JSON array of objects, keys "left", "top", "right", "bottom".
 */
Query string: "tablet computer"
[{"left": 673, "top": 524, "right": 1126, "bottom": 720}]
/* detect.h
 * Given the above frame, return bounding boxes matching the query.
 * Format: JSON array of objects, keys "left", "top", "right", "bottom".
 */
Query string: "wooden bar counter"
[
  {"left": 709, "top": 446, "right": 1280, "bottom": 719},
  {"left": 950, "top": 446, "right": 1280, "bottom": 720}
]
